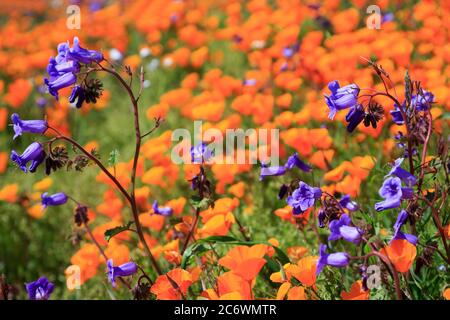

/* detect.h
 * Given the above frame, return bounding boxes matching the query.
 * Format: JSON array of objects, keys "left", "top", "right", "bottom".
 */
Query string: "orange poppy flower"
[
  {"left": 27, "top": 203, "right": 46, "bottom": 219},
  {"left": 287, "top": 286, "right": 307, "bottom": 300},
  {"left": 216, "top": 271, "right": 252, "bottom": 300},
  {"left": 287, "top": 246, "right": 308, "bottom": 263},
  {"left": 202, "top": 289, "right": 244, "bottom": 300},
  {"left": 381, "top": 239, "right": 417, "bottom": 273},
  {"left": 218, "top": 244, "right": 268, "bottom": 281},
  {"left": 228, "top": 182, "right": 245, "bottom": 198},
  {"left": 287, "top": 256, "right": 318, "bottom": 287},
  {"left": 276, "top": 282, "right": 292, "bottom": 300},
  {"left": 341, "top": 280, "right": 369, "bottom": 300},
  {"left": 198, "top": 212, "right": 235, "bottom": 237},
  {"left": 276, "top": 93, "right": 292, "bottom": 109},
  {"left": 104, "top": 241, "right": 130, "bottom": 266},
  {"left": 0, "top": 151, "right": 7, "bottom": 174},
  {"left": 70, "top": 244, "right": 102, "bottom": 285},
  {"left": 0, "top": 183, "right": 19, "bottom": 203},
  {"left": 139, "top": 212, "right": 165, "bottom": 232},
  {"left": 0, "top": 108, "right": 7, "bottom": 131},
  {"left": 276, "top": 282, "right": 307, "bottom": 300},
  {"left": 32, "top": 177, "right": 53, "bottom": 191},
  {"left": 3, "top": 78, "right": 32, "bottom": 108},
  {"left": 443, "top": 288, "right": 450, "bottom": 300},
  {"left": 151, "top": 268, "right": 193, "bottom": 300}
]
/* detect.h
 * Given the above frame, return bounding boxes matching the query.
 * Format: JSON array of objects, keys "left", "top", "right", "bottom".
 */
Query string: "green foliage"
[{"left": 104, "top": 221, "right": 134, "bottom": 242}]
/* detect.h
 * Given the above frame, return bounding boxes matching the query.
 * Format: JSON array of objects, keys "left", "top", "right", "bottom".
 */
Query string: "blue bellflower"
[
  {"left": 386, "top": 158, "right": 417, "bottom": 187},
  {"left": 411, "top": 90, "right": 434, "bottom": 111},
  {"left": 25, "top": 276, "right": 54, "bottom": 300},
  {"left": 324, "top": 80, "right": 360, "bottom": 120},
  {"left": 259, "top": 165, "right": 286, "bottom": 181},
  {"left": 339, "top": 195, "right": 359, "bottom": 212},
  {"left": 316, "top": 244, "right": 350, "bottom": 276},
  {"left": 107, "top": 259, "right": 138, "bottom": 287},
  {"left": 11, "top": 142, "right": 46, "bottom": 173},
  {"left": 287, "top": 181, "right": 322, "bottom": 215},
  {"left": 66, "top": 37, "right": 104, "bottom": 65},
  {"left": 328, "top": 214, "right": 363, "bottom": 244},
  {"left": 284, "top": 152, "right": 312, "bottom": 172},
  {"left": 391, "top": 210, "right": 418, "bottom": 245},
  {"left": 44, "top": 72, "right": 77, "bottom": 100},
  {"left": 278, "top": 184, "right": 289, "bottom": 200},
  {"left": 69, "top": 85, "right": 86, "bottom": 108},
  {"left": 318, "top": 209, "right": 327, "bottom": 228},
  {"left": 375, "top": 177, "right": 413, "bottom": 212},
  {"left": 11, "top": 113, "right": 48, "bottom": 139},
  {"left": 191, "top": 142, "right": 213, "bottom": 164},
  {"left": 260, "top": 152, "right": 311, "bottom": 181},
  {"left": 41, "top": 192, "right": 68, "bottom": 208},
  {"left": 390, "top": 102, "right": 405, "bottom": 125},
  {"left": 152, "top": 200, "right": 173, "bottom": 216},
  {"left": 382, "top": 12, "right": 395, "bottom": 23},
  {"left": 345, "top": 104, "right": 365, "bottom": 132}
]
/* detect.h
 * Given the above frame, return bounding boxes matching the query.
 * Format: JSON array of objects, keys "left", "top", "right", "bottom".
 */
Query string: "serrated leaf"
[{"left": 104, "top": 221, "right": 133, "bottom": 242}]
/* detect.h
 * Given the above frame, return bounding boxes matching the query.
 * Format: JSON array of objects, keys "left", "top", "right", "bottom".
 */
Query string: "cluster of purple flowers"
[
  {"left": 45, "top": 37, "right": 103, "bottom": 106},
  {"left": 316, "top": 201, "right": 362, "bottom": 275},
  {"left": 10, "top": 112, "right": 48, "bottom": 173},
  {"left": 389, "top": 90, "right": 434, "bottom": 126},
  {"left": 411, "top": 90, "right": 434, "bottom": 111},
  {"left": 324, "top": 80, "right": 434, "bottom": 133}
]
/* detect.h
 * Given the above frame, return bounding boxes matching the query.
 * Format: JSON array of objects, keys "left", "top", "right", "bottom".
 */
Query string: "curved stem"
[{"left": 96, "top": 63, "right": 162, "bottom": 275}]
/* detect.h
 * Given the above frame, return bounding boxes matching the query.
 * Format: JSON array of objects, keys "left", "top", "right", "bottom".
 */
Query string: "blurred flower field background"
[{"left": 0, "top": 0, "right": 449, "bottom": 300}]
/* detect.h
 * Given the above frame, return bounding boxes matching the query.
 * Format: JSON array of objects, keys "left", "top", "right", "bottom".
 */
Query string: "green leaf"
[
  {"left": 104, "top": 221, "right": 133, "bottom": 242},
  {"left": 180, "top": 235, "right": 291, "bottom": 268},
  {"left": 272, "top": 246, "right": 290, "bottom": 265},
  {"left": 181, "top": 243, "right": 209, "bottom": 269},
  {"left": 108, "top": 149, "right": 120, "bottom": 167},
  {"left": 198, "top": 235, "right": 237, "bottom": 243}
]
